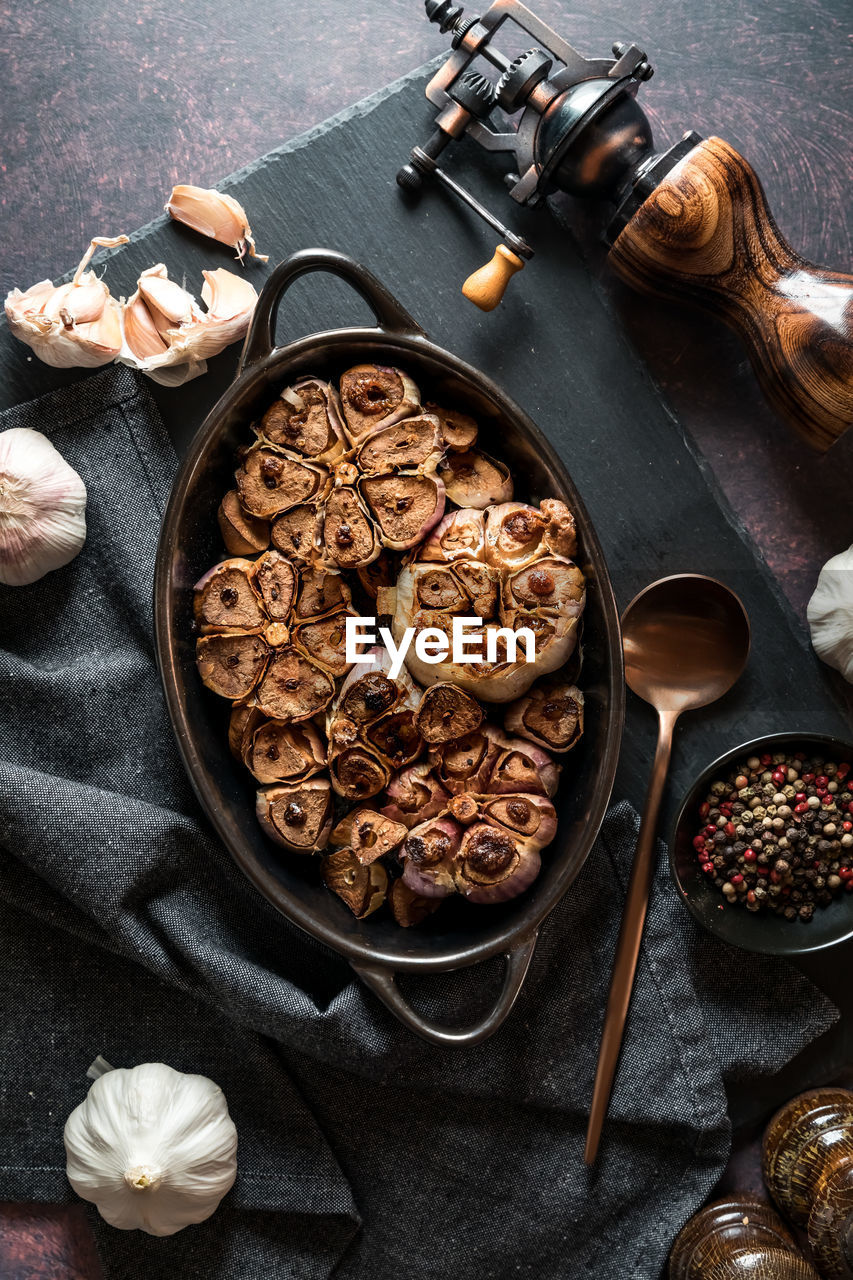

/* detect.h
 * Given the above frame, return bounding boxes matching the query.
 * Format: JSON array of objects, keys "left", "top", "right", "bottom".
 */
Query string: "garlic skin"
[
  {"left": 120, "top": 264, "right": 259, "bottom": 387},
  {"left": 5, "top": 236, "right": 128, "bottom": 368},
  {"left": 64, "top": 1062, "right": 238, "bottom": 1236},
  {"left": 166, "top": 184, "right": 268, "bottom": 262},
  {"left": 0, "top": 428, "right": 87, "bottom": 585},
  {"left": 807, "top": 545, "right": 853, "bottom": 682}
]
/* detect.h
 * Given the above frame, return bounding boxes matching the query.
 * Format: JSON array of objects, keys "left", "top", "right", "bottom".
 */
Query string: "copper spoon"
[{"left": 584, "top": 574, "right": 750, "bottom": 1165}]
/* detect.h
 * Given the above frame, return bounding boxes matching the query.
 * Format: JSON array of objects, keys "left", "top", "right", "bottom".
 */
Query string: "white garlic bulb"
[
  {"left": 64, "top": 1061, "right": 238, "bottom": 1237},
  {"left": 807, "top": 545, "right": 853, "bottom": 683},
  {"left": 0, "top": 428, "right": 87, "bottom": 585}
]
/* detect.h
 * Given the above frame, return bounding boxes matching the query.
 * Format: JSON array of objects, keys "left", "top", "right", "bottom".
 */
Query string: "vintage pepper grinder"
[
  {"left": 668, "top": 1194, "right": 820, "bottom": 1279},
  {"left": 764, "top": 1087, "right": 853, "bottom": 1279},
  {"left": 399, "top": 0, "right": 853, "bottom": 449}
]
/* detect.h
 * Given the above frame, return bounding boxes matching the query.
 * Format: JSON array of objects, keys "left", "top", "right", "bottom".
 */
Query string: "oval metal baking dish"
[{"left": 154, "top": 248, "right": 624, "bottom": 1046}]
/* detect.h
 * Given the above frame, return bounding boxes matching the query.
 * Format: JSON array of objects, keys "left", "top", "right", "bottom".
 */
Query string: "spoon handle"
[{"left": 584, "top": 707, "right": 678, "bottom": 1165}]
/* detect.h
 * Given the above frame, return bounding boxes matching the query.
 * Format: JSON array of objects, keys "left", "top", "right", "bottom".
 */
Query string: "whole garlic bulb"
[
  {"left": 64, "top": 1061, "right": 238, "bottom": 1236},
  {"left": 807, "top": 545, "right": 853, "bottom": 682},
  {"left": 0, "top": 428, "right": 87, "bottom": 585}
]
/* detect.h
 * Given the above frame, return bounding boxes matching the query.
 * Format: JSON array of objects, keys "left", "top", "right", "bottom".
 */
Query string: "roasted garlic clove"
[
  {"left": 193, "top": 559, "right": 266, "bottom": 633},
  {"left": 257, "top": 378, "right": 347, "bottom": 464},
  {"left": 422, "top": 401, "right": 479, "bottom": 453},
  {"left": 254, "top": 645, "right": 335, "bottom": 721},
  {"left": 504, "top": 682, "right": 585, "bottom": 754},
  {"left": 270, "top": 502, "right": 323, "bottom": 563},
  {"left": 355, "top": 415, "right": 443, "bottom": 476},
  {"left": 381, "top": 763, "right": 450, "bottom": 829},
  {"left": 218, "top": 490, "right": 270, "bottom": 556},
  {"left": 357, "top": 552, "right": 397, "bottom": 603},
  {"left": 485, "top": 500, "right": 577, "bottom": 570},
  {"left": 291, "top": 608, "right": 356, "bottom": 677},
  {"left": 360, "top": 473, "right": 446, "bottom": 552},
  {"left": 256, "top": 778, "right": 333, "bottom": 853},
  {"left": 328, "top": 743, "right": 392, "bottom": 801},
  {"left": 479, "top": 794, "right": 557, "bottom": 850},
  {"left": 437, "top": 449, "right": 513, "bottom": 509},
  {"left": 242, "top": 719, "right": 326, "bottom": 786},
  {"left": 228, "top": 701, "right": 265, "bottom": 761},
  {"left": 414, "top": 682, "right": 484, "bottom": 745},
  {"left": 399, "top": 818, "right": 463, "bottom": 899},
  {"left": 417, "top": 508, "right": 485, "bottom": 564},
  {"left": 322, "top": 848, "right": 388, "bottom": 918},
  {"left": 335, "top": 647, "right": 416, "bottom": 724},
  {"left": 251, "top": 550, "right": 298, "bottom": 622},
  {"left": 196, "top": 632, "right": 269, "bottom": 700},
  {"left": 503, "top": 556, "right": 585, "bottom": 617},
  {"left": 429, "top": 726, "right": 504, "bottom": 795},
  {"left": 330, "top": 808, "right": 408, "bottom": 865},
  {"left": 453, "top": 823, "right": 541, "bottom": 903},
  {"left": 363, "top": 708, "right": 423, "bottom": 771},
  {"left": 388, "top": 879, "right": 442, "bottom": 927},
  {"left": 487, "top": 735, "right": 561, "bottom": 799},
  {"left": 236, "top": 443, "right": 330, "bottom": 519},
  {"left": 321, "top": 485, "right": 380, "bottom": 568},
  {"left": 166, "top": 184, "right": 268, "bottom": 262},
  {"left": 292, "top": 564, "right": 352, "bottom": 621},
  {"left": 338, "top": 363, "right": 420, "bottom": 442},
  {"left": 5, "top": 236, "right": 128, "bottom": 369}
]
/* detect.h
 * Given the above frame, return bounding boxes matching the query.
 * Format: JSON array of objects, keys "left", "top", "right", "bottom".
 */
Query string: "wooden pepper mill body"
[
  {"left": 609, "top": 138, "right": 853, "bottom": 451},
  {"left": 764, "top": 1087, "right": 853, "bottom": 1279},
  {"left": 668, "top": 1194, "right": 820, "bottom": 1279}
]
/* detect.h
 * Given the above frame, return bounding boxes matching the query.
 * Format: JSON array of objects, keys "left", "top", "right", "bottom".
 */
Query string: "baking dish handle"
[
  {"left": 350, "top": 930, "right": 539, "bottom": 1047},
  {"left": 238, "top": 247, "right": 427, "bottom": 374}
]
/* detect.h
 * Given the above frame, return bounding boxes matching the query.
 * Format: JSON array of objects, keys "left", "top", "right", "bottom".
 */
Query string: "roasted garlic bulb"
[{"left": 383, "top": 501, "right": 585, "bottom": 702}]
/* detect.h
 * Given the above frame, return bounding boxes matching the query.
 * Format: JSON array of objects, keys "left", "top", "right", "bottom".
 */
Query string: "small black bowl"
[{"left": 669, "top": 732, "right": 853, "bottom": 956}]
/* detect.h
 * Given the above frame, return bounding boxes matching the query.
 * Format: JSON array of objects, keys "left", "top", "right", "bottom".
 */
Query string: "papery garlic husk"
[
  {"left": 166, "top": 184, "right": 269, "bottom": 262},
  {"left": 807, "top": 545, "right": 853, "bottom": 682},
  {"left": 504, "top": 681, "right": 585, "bottom": 754},
  {"left": 338, "top": 363, "right": 420, "bottom": 443},
  {"left": 322, "top": 847, "right": 388, "bottom": 918},
  {"left": 381, "top": 763, "right": 450, "bottom": 828},
  {"left": 330, "top": 807, "right": 408, "bottom": 865},
  {"left": 5, "top": 236, "right": 128, "bottom": 369},
  {"left": 453, "top": 822, "right": 541, "bottom": 904},
  {"left": 388, "top": 499, "right": 584, "bottom": 701},
  {"left": 399, "top": 817, "right": 463, "bottom": 899},
  {"left": 64, "top": 1061, "right": 237, "bottom": 1236},
  {"left": 0, "top": 428, "right": 87, "bottom": 586},
  {"left": 120, "top": 265, "right": 258, "bottom": 387},
  {"left": 256, "top": 777, "right": 333, "bottom": 853}
]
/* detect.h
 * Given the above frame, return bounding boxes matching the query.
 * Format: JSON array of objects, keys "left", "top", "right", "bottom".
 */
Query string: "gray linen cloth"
[{"left": 0, "top": 366, "right": 837, "bottom": 1280}]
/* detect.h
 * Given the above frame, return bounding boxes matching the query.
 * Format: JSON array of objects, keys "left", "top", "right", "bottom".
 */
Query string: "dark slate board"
[{"left": 2, "top": 63, "right": 850, "bottom": 1093}]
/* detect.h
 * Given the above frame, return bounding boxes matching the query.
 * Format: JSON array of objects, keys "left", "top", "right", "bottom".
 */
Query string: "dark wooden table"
[{"left": 1, "top": 1, "right": 850, "bottom": 1275}]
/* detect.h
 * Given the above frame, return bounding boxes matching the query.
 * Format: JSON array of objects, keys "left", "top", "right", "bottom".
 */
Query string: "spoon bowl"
[{"left": 623, "top": 574, "right": 751, "bottom": 713}]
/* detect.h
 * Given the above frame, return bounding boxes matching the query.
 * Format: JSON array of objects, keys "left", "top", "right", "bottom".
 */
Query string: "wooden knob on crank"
[{"left": 463, "top": 244, "right": 525, "bottom": 311}]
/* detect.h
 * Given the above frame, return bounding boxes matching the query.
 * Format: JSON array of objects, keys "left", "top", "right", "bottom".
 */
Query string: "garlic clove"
[
  {"left": 0, "top": 428, "right": 87, "bottom": 586},
  {"left": 137, "top": 267, "right": 197, "bottom": 327},
  {"left": 122, "top": 292, "right": 169, "bottom": 359},
  {"left": 166, "top": 184, "right": 269, "bottom": 262}
]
